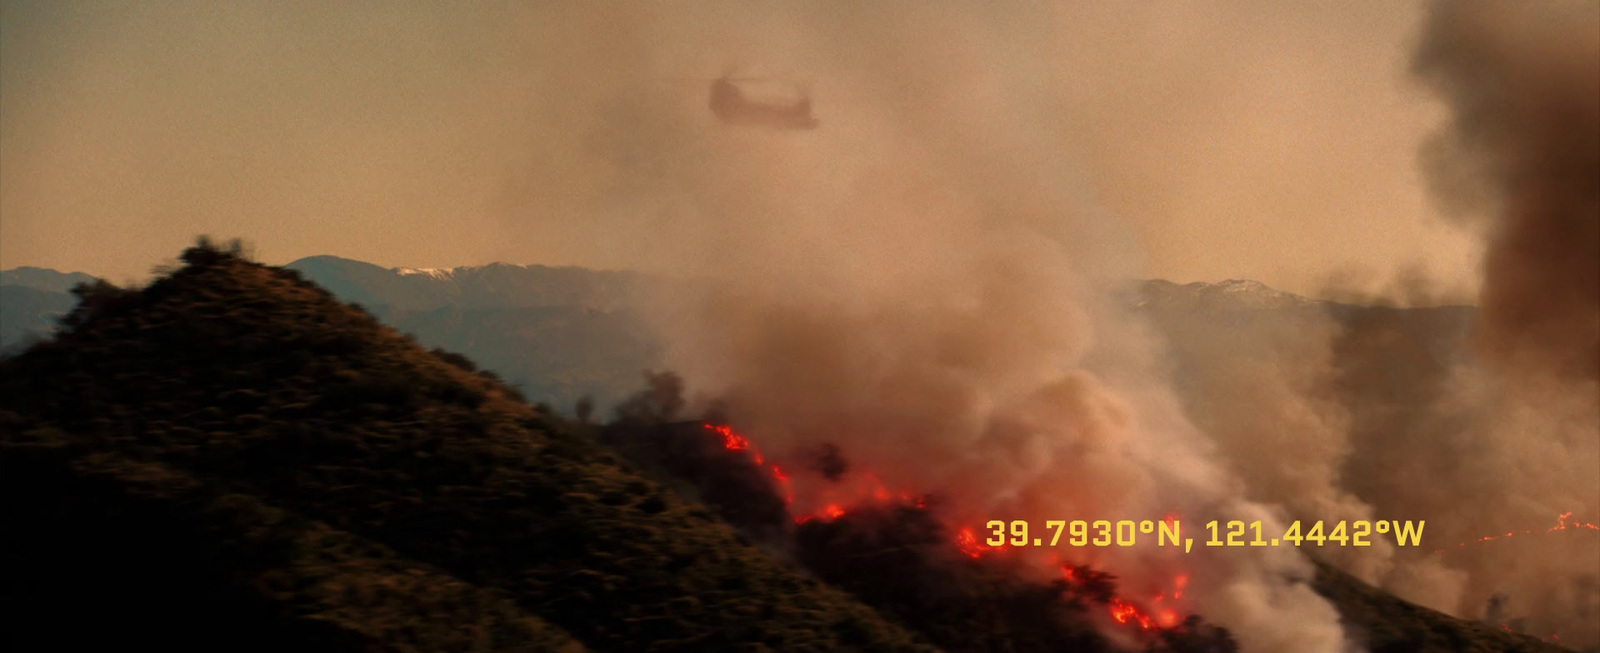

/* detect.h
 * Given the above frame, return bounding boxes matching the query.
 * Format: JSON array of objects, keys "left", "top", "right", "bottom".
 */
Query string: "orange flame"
[
  {"left": 705, "top": 423, "right": 931, "bottom": 521},
  {"left": 956, "top": 528, "right": 995, "bottom": 558},
  {"left": 1432, "top": 511, "right": 1599, "bottom": 554},
  {"left": 704, "top": 423, "right": 792, "bottom": 505},
  {"left": 713, "top": 424, "right": 750, "bottom": 451},
  {"left": 704, "top": 423, "right": 1190, "bottom": 635},
  {"left": 1087, "top": 568, "right": 1187, "bottom": 630}
]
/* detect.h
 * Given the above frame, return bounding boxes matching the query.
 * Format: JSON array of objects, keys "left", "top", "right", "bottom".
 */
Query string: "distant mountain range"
[
  {"left": 283, "top": 256, "right": 650, "bottom": 313},
  {"left": 2, "top": 243, "right": 1556, "bottom": 653},
  {"left": 0, "top": 267, "right": 98, "bottom": 351},
  {"left": 0, "top": 266, "right": 99, "bottom": 293},
  {"left": 2, "top": 257, "right": 1477, "bottom": 419},
  {"left": 281, "top": 256, "right": 665, "bottom": 413},
  {"left": 0, "top": 244, "right": 938, "bottom": 652},
  {"left": 2, "top": 257, "right": 667, "bottom": 412}
]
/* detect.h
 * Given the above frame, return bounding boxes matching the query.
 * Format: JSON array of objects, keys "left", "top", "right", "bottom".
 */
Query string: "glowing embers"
[
  {"left": 702, "top": 422, "right": 1192, "bottom": 635},
  {"left": 955, "top": 527, "right": 1001, "bottom": 558},
  {"left": 795, "top": 471, "right": 927, "bottom": 525},
  {"left": 703, "top": 423, "right": 928, "bottom": 525},
  {"left": 957, "top": 539, "right": 1189, "bottom": 632},
  {"left": 1432, "top": 510, "right": 1599, "bottom": 553},
  {"left": 703, "top": 423, "right": 792, "bottom": 504},
  {"left": 709, "top": 423, "right": 752, "bottom": 452},
  {"left": 1105, "top": 573, "right": 1187, "bottom": 630},
  {"left": 1147, "top": 573, "right": 1188, "bottom": 628}
]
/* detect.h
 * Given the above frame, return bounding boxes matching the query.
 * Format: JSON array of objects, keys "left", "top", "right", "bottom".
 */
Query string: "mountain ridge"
[
  {"left": 0, "top": 244, "right": 1564, "bottom": 652},
  {"left": 0, "top": 257, "right": 1480, "bottom": 414},
  {"left": 0, "top": 266, "right": 99, "bottom": 293},
  {"left": 284, "top": 255, "right": 649, "bottom": 313},
  {"left": 3, "top": 257, "right": 1476, "bottom": 317},
  {"left": 0, "top": 243, "right": 939, "bottom": 652}
]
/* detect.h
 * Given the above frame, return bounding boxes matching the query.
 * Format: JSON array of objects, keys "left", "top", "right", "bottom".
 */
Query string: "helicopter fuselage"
[{"left": 709, "top": 77, "right": 819, "bottom": 130}]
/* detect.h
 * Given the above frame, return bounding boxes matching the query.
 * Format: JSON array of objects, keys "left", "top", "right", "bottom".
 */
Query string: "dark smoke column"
[{"left": 1412, "top": 0, "right": 1600, "bottom": 381}]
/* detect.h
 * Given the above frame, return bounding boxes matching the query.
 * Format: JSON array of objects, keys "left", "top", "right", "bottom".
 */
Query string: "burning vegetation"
[
  {"left": 596, "top": 375, "right": 1575, "bottom": 652},
  {"left": 599, "top": 381, "right": 1239, "bottom": 652},
  {"left": 0, "top": 241, "right": 1577, "bottom": 653}
]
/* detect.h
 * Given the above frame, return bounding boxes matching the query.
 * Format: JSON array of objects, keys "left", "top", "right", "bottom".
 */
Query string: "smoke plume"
[
  {"left": 1414, "top": 0, "right": 1600, "bottom": 382},
  {"left": 1165, "top": 3, "right": 1599, "bottom": 642},
  {"left": 1390, "top": 0, "right": 1600, "bottom": 640},
  {"left": 601, "top": 4, "right": 1355, "bottom": 651},
  {"left": 482, "top": 0, "right": 1598, "bottom": 648}
]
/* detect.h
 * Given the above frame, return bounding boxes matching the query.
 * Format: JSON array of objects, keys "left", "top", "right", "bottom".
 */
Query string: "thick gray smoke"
[
  {"left": 610, "top": 4, "right": 1353, "bottom": 652},
  {"left": 1398, "top": 0, "right": 1600, "bottom": 641},
  {"left": 1157, "top": 2, "right": 1600, "bottom": 644},
  {"left": 569, "top": 0, "right": 1594, "bottom": 648},
  {"left": 1414, "top": 0, "right": 1600, "bottom": 382}
]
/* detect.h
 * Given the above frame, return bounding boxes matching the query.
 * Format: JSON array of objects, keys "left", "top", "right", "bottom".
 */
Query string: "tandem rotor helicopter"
[
  {"left": 640, "top": 67, "right": 821, "bottom": 132},
  {"left": 706, "top": 73, "right": 820, "bottom": 131}
]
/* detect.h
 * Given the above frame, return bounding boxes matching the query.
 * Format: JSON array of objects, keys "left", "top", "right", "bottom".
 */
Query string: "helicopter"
[{"left": 707, "top": 74, "right": 819, "bottom": 131}]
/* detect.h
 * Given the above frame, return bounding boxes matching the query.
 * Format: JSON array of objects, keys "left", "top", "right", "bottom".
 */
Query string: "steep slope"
[
  {"left": 0, "top": 243, "right": 936, "bottom": 653},
  {"left": 1310, "top": 559, "right": 1571, "bottom": 653},
  {"left": 278, "top": 255, "right": 429, "bottom": 314},
  {"left": 3, "top": 436, "right": 588, "bottom": 652},
  {"left": 392, "top": 303, "right": 660, "bottom": 414}
]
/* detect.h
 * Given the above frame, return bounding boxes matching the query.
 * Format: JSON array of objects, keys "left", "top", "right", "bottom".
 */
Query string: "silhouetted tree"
[
  {"left": 180, "top": 235, "right": 254, "bottom": 267},
  {"left": 613, "top": 370, "right": 685, "bottom": 424},
  {"left": 58, "top": 280, "right": 138, "bottom": 332},
  {"left": 431, "top": 347, "right": 479, "bottom": 372}
]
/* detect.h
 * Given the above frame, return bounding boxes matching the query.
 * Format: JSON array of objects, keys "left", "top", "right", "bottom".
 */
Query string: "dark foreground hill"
[
  {"left": 1309, "top": 558, "right": 1574, "bottom": 653},
  {"left": 0, "top": 244, "right": 1571, "bottom": 653},
  {"left": 0, "top": 243, "right": 936, "bottom": 653}
]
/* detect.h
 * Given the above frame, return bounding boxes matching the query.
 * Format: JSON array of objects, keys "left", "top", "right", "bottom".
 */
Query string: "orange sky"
[{"left": 1, "top": 0, "right": 1481, "bottom": 301}]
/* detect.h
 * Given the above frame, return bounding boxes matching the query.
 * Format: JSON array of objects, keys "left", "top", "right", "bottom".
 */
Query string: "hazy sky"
[{"left": 1, "top": 0, "right": 1480, "bottom": 299}]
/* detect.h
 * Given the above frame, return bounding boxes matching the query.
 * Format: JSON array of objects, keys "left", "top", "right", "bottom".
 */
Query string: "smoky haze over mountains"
[
  {"left": 284, "top": 256, "right": 649, "bottom": 313},
  {"left": 284, "top": 255, "right": 663, "bottom": 412},
  {"left": 1390, "top": 0, "right": 1600, "bottom": 642},
  {"left": 1, "top": 0, "right": 1480, "bottom": 299},
  {"left": 561, "top": 1, "right": 1595, "bottom": 649},
  {"left": 6, "top": 252, "right": 1563, "bottom": 652},
  {"left": 10, "top": 243, "right": 1581, "bottom": 652},
  {"left": 2, "top": 0, "right": 1597, "bottom": 650},
  {"left": 3, "top": 259, "right": 1475, "bottom": 417}
]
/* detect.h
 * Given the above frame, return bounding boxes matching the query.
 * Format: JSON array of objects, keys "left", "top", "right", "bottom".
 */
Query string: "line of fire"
[{"left": 677, "top": 420, "right": 1596, "bottom": 643}]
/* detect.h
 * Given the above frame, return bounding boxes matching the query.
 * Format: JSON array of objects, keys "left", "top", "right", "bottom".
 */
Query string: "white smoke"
[{"left": 594, "top": 4, "right": 1356, "bottom": 650}]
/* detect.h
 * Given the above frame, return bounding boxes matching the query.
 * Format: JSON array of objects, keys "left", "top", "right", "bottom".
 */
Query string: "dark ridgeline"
[
  {"left": 0, "top": 239, "right": 934, "bottom": 653},
  {"left": 0, "top": 239, "right": 1571, "bottom": 653},
  {"left": 281, "top": 254, "right": 663, "bottom": 415}
]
